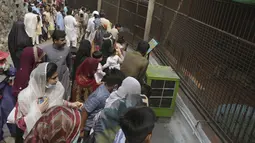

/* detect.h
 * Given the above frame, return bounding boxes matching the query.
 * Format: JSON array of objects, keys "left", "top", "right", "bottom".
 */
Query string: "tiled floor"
[{"left": 151, "top": 108, "right": 199, "bottom": 143}]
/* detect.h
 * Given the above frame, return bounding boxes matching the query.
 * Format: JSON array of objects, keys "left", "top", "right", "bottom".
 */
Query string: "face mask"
[{"left": 46, "top": 83, "right": 56, "bottom": 89}]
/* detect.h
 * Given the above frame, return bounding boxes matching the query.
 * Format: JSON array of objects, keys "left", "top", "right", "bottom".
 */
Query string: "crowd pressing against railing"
[{"left": 0, "top": 0, "right": 157, "bottom": 143}]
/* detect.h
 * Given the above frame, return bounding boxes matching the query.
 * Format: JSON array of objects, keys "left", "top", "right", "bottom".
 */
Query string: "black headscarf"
[
  {"left": 72, "top": 39, "right": 91, "bottom": 79},
  {"left": 101, "top": 36, "right": 114, "bottom": 65},
  {"left": 8, "top": 21, "right": 33, "bottom": 68}
]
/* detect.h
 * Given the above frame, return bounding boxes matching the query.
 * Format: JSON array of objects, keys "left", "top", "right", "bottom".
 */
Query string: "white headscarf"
[
  {"left": 16, "top": 63, "right": 65, "bottom": 138},
  {"left": 105, "top": 77, "right": 141, "bottom": 108}
]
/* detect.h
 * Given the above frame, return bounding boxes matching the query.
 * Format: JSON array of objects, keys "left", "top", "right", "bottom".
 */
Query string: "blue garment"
[
  {"left": 0, "top": 66, "right": 16, "bottom": 141},
  {"left": 114, "top": 129, "right": 126, "bottom": 143},
  {"left": 83, "top": 84, "right": 110, "bottom": 131},
  {"left": 56, "top": 12, "right": 65, "bottom": 31},
  {"left": 32, "top": 6, "right": 40, "bottom": 15},
  {"left": 64, "top": 6, "right": 68, "bottom": 15}
]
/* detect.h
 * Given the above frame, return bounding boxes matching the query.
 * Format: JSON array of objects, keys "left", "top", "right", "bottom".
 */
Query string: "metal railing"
[{"left": 69, "top": 0, "right": 255, "bottom": 142}]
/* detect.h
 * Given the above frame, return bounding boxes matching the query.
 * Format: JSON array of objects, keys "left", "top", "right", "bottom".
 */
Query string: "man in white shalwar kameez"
[
  {"left": 85, "top": 11, "right": 99, "bottom": 43},
  {"left": 24, "top": 6, "right": 38, "bottom": 45},
  {"left": 64, "top": 10, "right": 78, "bottom": 48}
]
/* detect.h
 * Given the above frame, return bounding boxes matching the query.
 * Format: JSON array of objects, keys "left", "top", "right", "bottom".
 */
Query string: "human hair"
[
  {"left": 67, "top": 9, "right": 72, "bottom": 15},
  {"left": 82, "top": 7, "right": 85, "bottom": 11},
  {"left": 115, "top": 24, "right": 121, "bottom": 28},
  {"left": 117, "top": 36, "right": 125, "bottom": 44},
  {"left": 92, "top": 51, "right": 103, "bottom": 59},
  {"left": 100, "top": 12, "right": 105, "bottom": 18},
  {"left": 52, "top": 30, "right": 66, "bottom": 41},
  {"left": 46, "top": 62, "right": 58, "bottom": 79},
  {"left": 94, "top": 14, "right": 100, "bottom": 18},
  {"left": 103, "top": 69, "right": 125, "bottom": 87},
  {"left": 56, "top": 6, "right": 61, "bottom": 12},
  {"left": 109, "top": 48, "right": 116, "bottom": 56},
  {"left": 120, "top": 107, "right": 156, "bottom": 143},
  {"left": 28, "top": 6, "right": 32, "bottom": 12},
  {"left": 136, "top": 41, "right": 150, "bottom": 56}
]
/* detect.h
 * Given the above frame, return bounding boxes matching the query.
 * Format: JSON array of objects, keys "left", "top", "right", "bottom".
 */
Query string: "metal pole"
[
  {"left": 115, "top": 0, "right": 121, "bottom": 23},
  {"left": 97, "top": 0, "right": 102, "bottom": 12},
  {"left": 144, "top": 0, "right": 155, "bottom": 41}
]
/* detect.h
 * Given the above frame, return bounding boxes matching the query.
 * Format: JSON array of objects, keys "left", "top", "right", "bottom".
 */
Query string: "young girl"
[{"left": 102, "top": 47, "right": 124, "bottom": 70}]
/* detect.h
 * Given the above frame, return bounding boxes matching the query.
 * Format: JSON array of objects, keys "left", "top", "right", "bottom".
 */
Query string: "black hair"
[
  {"left": 67, "top": 9, "right": 72, "bottom": 15},
  {"left": 28, "top": 6, "right": 32, "bottom": 12},
  {"left": 92, "top": 51, "right": 103, "bottom": 59},
  {"left": 117, "top": 36, "right": 125, "bottom": 44},
  {"left": 137, "top": 41, "right": 150, "bottom": 56},
  {"left": 56, "top": 6, "right": 61, "bottom": 12},
  {"left": 102, "top": 69, "right": 126, "bottom": 87},
  {"left": 52, "top": 30, "right": 66, "bottom": 41},
  {"left": 46, "top": 62, "right": 58, "bottom": 79},
  {"left": 82, "top": 7, "right": 85, "bottom": 11},
  {"left": 100, "top": 12, "right": 105, "bottom": 18},
  {"left": 120, "top": 107, "right": 156, "bottom": 143},
  {"left": 115, "top": 24, "right": 121, "bottom": 28},
  {"left": 109, "top": 48, "right": 116, "bottom": 56},
  {"left": 94, "top": 14, "right": 100, "bottom": 18}
]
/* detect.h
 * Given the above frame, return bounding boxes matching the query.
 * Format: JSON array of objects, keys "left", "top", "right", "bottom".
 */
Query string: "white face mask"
[{"left": 46, "top": 83, "right": 56, "bottom": 89}]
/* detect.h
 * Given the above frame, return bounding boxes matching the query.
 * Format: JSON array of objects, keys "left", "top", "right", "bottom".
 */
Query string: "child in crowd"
[
  {"left": 92, "top": 51, "right": 106, "bottom": 84},
  {"left": 114, "top": 107, "right": 157, "bottom": 143},
  {"left": 102, "top": 47, "right": 124, "bottom": 71}
]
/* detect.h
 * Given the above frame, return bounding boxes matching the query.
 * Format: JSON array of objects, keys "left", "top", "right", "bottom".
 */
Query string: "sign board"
[{"left": 147, "top": 39, "right": 159, "bottom": 54}]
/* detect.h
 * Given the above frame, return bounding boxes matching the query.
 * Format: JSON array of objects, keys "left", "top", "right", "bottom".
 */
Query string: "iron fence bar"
[
  {"left": 230, "top": 4, "right": 240, "bottom": 34},
  {"left": 216, "top": 1, "right": 225, "bottom": 29},
  {"left": 232, "top": 104, "right": 248, "bottom": 141},
  {"left": 221, "top": 2, "right": 230, "bottom": 31},
  {"left": 238, "top": 8, "right": 248, "bottom": 38},
  {"left": 234, "top": 6, "right": 244, "bottom": 37},
  {"left": 242, "top": 10, "right": 253, "bottom": 41},
  {"left": 116, "top": 0, "right": 121, "bottom": 23},
  {"left": 245, "top": 108, "right": 255, "bottom": 142},
  {"left": 213, "top": 1, "right": 221, "bottom": 27},
  {"left": 207, "top": 0, "right": 214, "bottom": 25}
]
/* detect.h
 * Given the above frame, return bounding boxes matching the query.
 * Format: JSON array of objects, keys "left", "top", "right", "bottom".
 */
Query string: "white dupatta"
[
  {"left": 105, "top": 77, "right": 141, "bottom": 108},
  {"left": 16, "top": 63, "right": 65, "bottom": 138}
]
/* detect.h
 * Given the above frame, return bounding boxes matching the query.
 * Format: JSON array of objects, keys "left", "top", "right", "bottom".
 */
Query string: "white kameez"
[
  {"left": 24, "top": 12, "right": 38, "bottom": 41},
  {"left": 64, "top": 15, "right": 78, "bottom": 47}
]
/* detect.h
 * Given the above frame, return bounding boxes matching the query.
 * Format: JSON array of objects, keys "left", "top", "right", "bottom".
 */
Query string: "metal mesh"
[
  {"left": 71, "top": 0, "right": 255, "bottom": 142},
  {"left": 152, "top": 0, "right": 255, "bottom": 142}
]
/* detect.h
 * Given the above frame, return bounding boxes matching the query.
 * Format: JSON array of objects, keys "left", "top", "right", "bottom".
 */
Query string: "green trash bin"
[{"left": 146, "top": 65, "right": 180, "bottom": 117}]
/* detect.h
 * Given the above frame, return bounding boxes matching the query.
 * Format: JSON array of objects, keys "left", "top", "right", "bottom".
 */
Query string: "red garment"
[
  {"left": 12, "top": 47, "right": 45, "bottom": 97},
  {"left": 24, "top": 106, "right": 81, "bottom": 143},
  {"left": 75, "top": 58, "right": 99, "bottom": 91}
]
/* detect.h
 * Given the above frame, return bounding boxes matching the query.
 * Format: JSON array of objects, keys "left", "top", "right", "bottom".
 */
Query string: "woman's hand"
[
  {"left": 70, "top": 102, "right": 83, "bottom": 109},
  {"left": 37, "top": 98, "right": 49, "bottom": 113}
]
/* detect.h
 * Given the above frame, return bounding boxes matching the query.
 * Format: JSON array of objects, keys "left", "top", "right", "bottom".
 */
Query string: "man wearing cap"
[
  {"left": 85, "top": 11, "right": 99, "bottom": 43},
  {"left": 0, "top": 51, "right": 16, "bottom": 142}
]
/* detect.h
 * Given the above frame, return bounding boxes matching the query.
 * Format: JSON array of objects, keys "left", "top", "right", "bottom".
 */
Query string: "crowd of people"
[{"left": 0, "top": 1, "right": 157, "bottom": 143}]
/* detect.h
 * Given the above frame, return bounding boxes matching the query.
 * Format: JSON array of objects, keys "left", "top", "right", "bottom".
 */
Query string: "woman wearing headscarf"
[
  {"left": 12, "top": 46, "right": 46, "bottom": 98},
  {"left": 24, "top": 106, "right": 81, "bottom": 143},
  {"left": 72, "top": 39, "right": 91, "bottom": 80},
  {"left": 9, "top": 63, "right": 82, "bottom": 140},
  {"left": 89, "top": 77, "right": 146, "bottom": 143},
  {"left": 100, "top": 33, "right": 114, "bottom": 65},
  {"left": 8, "top": 21, "right": 33, "bottom": 68},
  {"left": 72, "top": 58, "right": 100, "bottom": 102}
]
